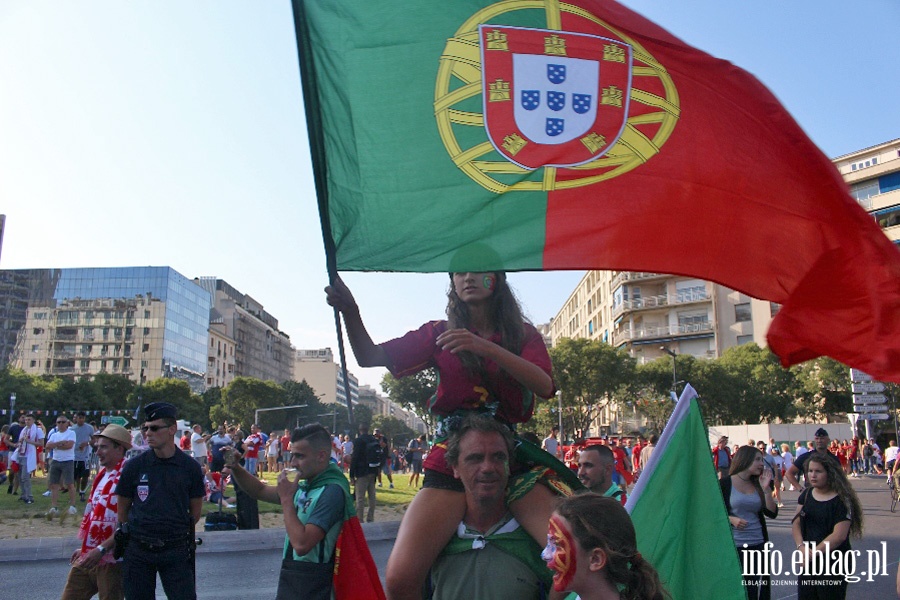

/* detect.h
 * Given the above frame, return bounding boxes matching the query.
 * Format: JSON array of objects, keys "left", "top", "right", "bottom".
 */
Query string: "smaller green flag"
[{"left": 625, "top": 384, "right": 745, "bottom": 600}]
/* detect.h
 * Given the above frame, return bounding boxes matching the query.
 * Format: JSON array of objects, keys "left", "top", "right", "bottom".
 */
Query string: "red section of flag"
[
  {"left": 540, "top": 0, "right": 900, "bottom": 382},
  {"left": 333, "top": 516, "right": 386, "bottom": 600}
]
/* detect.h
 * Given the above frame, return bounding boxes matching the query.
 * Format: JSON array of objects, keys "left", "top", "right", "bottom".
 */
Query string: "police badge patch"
[
  {"left": 137, "top": 485, "right": 149, "bottom": 502},
  {"left": 480, "top": 25, "right": 632, "bottom": 170}
]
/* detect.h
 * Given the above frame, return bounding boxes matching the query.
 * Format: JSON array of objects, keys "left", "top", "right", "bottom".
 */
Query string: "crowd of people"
[{"left": 1, "top": 269, "right": 883, "bottom": 600}]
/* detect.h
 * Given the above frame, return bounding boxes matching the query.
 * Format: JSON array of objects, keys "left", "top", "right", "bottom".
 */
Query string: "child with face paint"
[
  {"left": 326, "top": 271, "right": 567, "bottom": 600},
  {"left": 545, "top": 494, "right": 668, "bottom": 600}
]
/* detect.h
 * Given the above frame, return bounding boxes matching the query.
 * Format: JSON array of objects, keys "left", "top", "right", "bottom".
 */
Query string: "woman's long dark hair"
[
  {"left": 729, "top": 445, "right": 767, "bottom": 514},
  {"left": 446, "top": 272, "right": 526, "bottom": 373},
  {"left": 805, "top": 454, "right": 864, "bottom": 539},
  {"left": 556, "top": 494, "right": 669, "bottom": 600}
]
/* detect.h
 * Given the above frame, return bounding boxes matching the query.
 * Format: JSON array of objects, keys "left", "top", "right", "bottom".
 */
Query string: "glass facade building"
[{"left": 0, "top": 266, "right": 211, "bottom": 391}]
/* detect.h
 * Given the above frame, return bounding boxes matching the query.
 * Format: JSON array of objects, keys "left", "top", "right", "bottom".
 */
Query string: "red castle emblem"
[{"left": 480, "top": 25, "right": 632, "bottom": 170}]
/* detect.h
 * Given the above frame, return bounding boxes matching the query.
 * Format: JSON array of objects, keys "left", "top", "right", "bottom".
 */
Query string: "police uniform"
[{"left": 116, "top": 403, "right": 204, "bottom": 600}]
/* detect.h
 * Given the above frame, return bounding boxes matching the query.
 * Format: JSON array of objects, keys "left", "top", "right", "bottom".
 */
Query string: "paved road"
[
  {"left": 1, "top": 539, "right": 395, "bottom": 598},
  {"left": 2, "top": 476, "right": 899, "bottom": 598}
]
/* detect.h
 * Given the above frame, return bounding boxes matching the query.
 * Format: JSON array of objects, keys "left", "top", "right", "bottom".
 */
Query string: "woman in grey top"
[{"left": 719, "top": 445, "right": 778, "bottom": 600}]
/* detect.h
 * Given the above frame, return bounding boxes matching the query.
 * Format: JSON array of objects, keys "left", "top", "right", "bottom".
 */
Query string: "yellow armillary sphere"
[{"left": 434, "top": 0, "right": 680, "bottom": 194}]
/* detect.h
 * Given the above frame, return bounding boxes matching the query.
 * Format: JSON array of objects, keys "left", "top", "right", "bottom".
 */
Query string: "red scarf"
[{"left": 78, "top": 458, "right": 124, "bottom": 564}]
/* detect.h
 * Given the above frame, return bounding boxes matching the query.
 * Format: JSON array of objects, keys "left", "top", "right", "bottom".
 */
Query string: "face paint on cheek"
[
  {"left": 482, "top": 276, "right": 494, "bottom": 290},
  {"left": 547, "top": 515, "right": 577, "bottom": 591}
]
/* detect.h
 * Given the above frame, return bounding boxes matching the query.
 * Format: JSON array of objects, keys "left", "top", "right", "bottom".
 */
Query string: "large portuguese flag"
[{"left": 291, "top": 0, "right": 900, "bottom": 383}]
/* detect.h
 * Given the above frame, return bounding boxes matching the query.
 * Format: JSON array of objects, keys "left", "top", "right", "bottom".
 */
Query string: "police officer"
[{"left": 116, "top": 402, "right": 204, "bottom": 600}]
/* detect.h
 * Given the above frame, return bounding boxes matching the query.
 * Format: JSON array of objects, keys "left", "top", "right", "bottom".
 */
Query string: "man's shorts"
[
  {"left": 49, "top": 460, "right": 75, "bottom": 486},
  {"left": 411, "top": 459, "right": 423, "bottom": 474},
  {"left": 74, "top": 460, "right": 90, "bottom": 480}
]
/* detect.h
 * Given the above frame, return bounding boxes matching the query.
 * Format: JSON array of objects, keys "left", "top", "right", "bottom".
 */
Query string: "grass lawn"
[
  {"left": 0, "top": 468, "right": 422, "bottom": 518},
  {"left": 256, "top": 470, "right": 421, "bottom": 514}
]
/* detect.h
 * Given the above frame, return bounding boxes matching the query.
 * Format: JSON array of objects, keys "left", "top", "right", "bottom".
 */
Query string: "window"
[
  {"left": 735, "top": 303, "right": 751, "bottom": 322},
  {"left": 143, "top": 327, "right": 150, "bottom": 335},
  {"left": 31, "top": 344, "right": 39, "bottom": 353},
  {"left": 770, "top": 302, "right": 781, "bottom": 317},
  {"left": 142, "top": 343, "right": 150, "bottom": 352},
  {"left": 30, "top": 360, "right": 37, "bottom": 368},
  {"left": 737, "top": 334, "right": 754, "bottom": 345}
]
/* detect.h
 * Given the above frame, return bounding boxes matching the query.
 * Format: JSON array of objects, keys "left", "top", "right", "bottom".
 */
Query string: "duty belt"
[{"left": 134, "top": 534, "right": 191, "bottom": 552}]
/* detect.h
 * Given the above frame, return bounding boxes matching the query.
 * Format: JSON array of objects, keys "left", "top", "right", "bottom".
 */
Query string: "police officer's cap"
[
  {"left": 814, "top": 428, "right": 829, "bottom": 438},
  {"left": 144, "top": 402, "right": 178, "bottom": 422}
]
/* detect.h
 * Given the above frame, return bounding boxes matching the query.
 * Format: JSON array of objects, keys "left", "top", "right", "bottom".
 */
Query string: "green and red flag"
[
  {"left": 291, "top": 0, "right": 900, "bottom": 382},
  {"left": 623, "top": 384, "right": 745, "bottom": 600}
]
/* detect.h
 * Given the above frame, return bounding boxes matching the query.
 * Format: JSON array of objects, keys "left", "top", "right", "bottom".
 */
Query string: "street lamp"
[
  {"left": 660, "top": 347, "right": 677, "bottom": 396},
  {"left": 8, "top": 392, "right": 15, "bottom": 426}
]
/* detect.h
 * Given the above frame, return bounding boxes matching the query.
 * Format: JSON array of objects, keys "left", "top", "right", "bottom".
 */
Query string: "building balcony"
[
  {"left": 610, "top": 271, "right": 668, "bottom": 290},
  {"left": 611, "top": 289, "right": 711, "bottom": 319},
  {"left": 54, "top": 332, "right": 78, "bottom": 341},
  {"left": 53, "top": 350, "right": 75, "bottom": 358},
  {"left": 612, "top": 321, "right": 714, "bottom": 345}
]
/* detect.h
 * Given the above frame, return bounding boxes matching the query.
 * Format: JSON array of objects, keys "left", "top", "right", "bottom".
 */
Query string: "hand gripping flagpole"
[{"left": 291, "top": 0, "right": 354, "bottom": 433}]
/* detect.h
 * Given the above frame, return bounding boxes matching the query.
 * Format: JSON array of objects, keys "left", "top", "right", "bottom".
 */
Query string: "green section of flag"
[
  {"left": 296, "top": 1, "right": 550, "bottom": 272},
  {"left": 626, "top": 387, "right": 745, "bottom": 600}
]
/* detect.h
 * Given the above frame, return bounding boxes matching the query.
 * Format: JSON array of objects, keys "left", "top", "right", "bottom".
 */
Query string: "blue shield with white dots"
[
  {"left": 573, "top": 94, "right": 592, "bottom": 115},
  {"left": 521, "top": 91, "right": 540, "bottom": 111},
  {"left": 547, "top": 64, "right": 566, "bottom": 84},
  {"left": 547, "top": 91, "right": 566, "bottom": 112}
]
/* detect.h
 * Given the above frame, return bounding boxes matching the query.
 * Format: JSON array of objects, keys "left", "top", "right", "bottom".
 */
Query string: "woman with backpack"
[{"left": 326, "top": 271, "right": 561, "bottom": 600}]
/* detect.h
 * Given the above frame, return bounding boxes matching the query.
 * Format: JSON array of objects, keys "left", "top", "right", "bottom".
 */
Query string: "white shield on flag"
[{"left": 512, "top": 54, "right": 599, "bottom": 145}]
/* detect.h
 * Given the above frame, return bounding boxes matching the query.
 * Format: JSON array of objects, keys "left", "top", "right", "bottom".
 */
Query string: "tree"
[
  {"left": 795, "top": 357, "right": 853, "bottom": 421},
  {"left": 548, "top": 338, "right": 636, "bottom": 438},
  {"left": 209, "top": 377, "right": 285, "bottom": 430},
  {"left": 128, "top": 378, "right": 206, "bottom": 425},
  {"left": 381, "top": 370, "right": 437, "bottom": 433},
  {"left": 372, "top": 414, "right": 415, "bottom": 447},
  {"left": 92, "top": 373, "right": 135, "bottom": 409}
]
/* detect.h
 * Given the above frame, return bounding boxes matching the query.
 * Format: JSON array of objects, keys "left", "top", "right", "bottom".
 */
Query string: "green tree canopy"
[
  {"left": 546, "top": 338, "right": 636, "bottom": 438},
  {"left": 209, "top": 377, "right": 285, "bottom": 430},
  {"left": 381, "top": 369, "right": 437, "bottom": 433}
]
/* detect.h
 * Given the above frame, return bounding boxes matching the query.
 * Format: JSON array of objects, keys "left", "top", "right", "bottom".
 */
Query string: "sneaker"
[
  {"left": 24, "top": 498, "right": 34, "bottom": 504},
  {"left": 777, "top": 502, "right": 784, "bottom": 508},
  {"left": 389, "top": 483, "right": 394, "bottom": 489},
  {"left": 377, "top": 483, "right": 383, "bottom": 487},
  {"left": 46, "top": 507, "right": 59, "bottom": 521},
  {"left": 224, "top": 503, "right": 235, "bottom": 509},
  {"left": 42, "top": 490, "right": 51, "bottom": 497}
]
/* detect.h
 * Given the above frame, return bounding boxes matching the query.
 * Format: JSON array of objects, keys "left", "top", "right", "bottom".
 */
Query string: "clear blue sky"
[{"left": 2, "top": 1, "right": 898, "bottom": 392}]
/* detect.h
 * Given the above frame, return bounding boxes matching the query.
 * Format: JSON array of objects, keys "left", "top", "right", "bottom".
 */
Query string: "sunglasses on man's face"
[
  {"left": 56, "top": 421, "right": 67, "bottom": 424},
  {"left": 141, "top": 424, "right": 171, "bottom": 433}
]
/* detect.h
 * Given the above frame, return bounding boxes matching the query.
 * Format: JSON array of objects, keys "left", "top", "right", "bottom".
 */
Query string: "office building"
[{"left": 2, "top": 267, "right": 211, "bottom": 391}]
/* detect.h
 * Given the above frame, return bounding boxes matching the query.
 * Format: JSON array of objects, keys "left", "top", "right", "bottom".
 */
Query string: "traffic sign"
[
  {"left": 102, "top": 416, "right": 128, "bottom": 426},
  {"left": 853, "top": 404, "right": 888, "bottom": 413},
  {"left": 854, "top": 414, "right": 889, "bottom": 420},
  {"left": 852, "top": 394, "right": 887, "bottom": 405},
  {"left": 850, "top": 369, "right": 874, "bottom": 383},
  {"left": 852, "top": 382, "right": 885, "bottom": 394}
]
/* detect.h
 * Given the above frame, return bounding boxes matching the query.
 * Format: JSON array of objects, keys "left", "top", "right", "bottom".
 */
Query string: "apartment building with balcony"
[
  {"left": 195, "top": 278, "right": 293, "bottom": 384},
  {"left": 836, "top": 138, "right": 900, "bottom": 245},
  {"left": 2, "top": 267, "right": 211, "bottom": 391},
  {"left": 206, "top": 318, "right": 236, "bottom": 389},
  {"left": 547, "top": 137, "right": 900, "bottom": 435}
]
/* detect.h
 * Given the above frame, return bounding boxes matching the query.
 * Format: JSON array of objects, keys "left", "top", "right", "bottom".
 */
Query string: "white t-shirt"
[
  {"left": 191, "top": 432, "right": 208, "bottom": 458},
  {"left": 49, "top": 429, "right": 77, "bottom": 462},
  {"left": 886, "top": 445, "right": 900, "bottom": 463}
]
